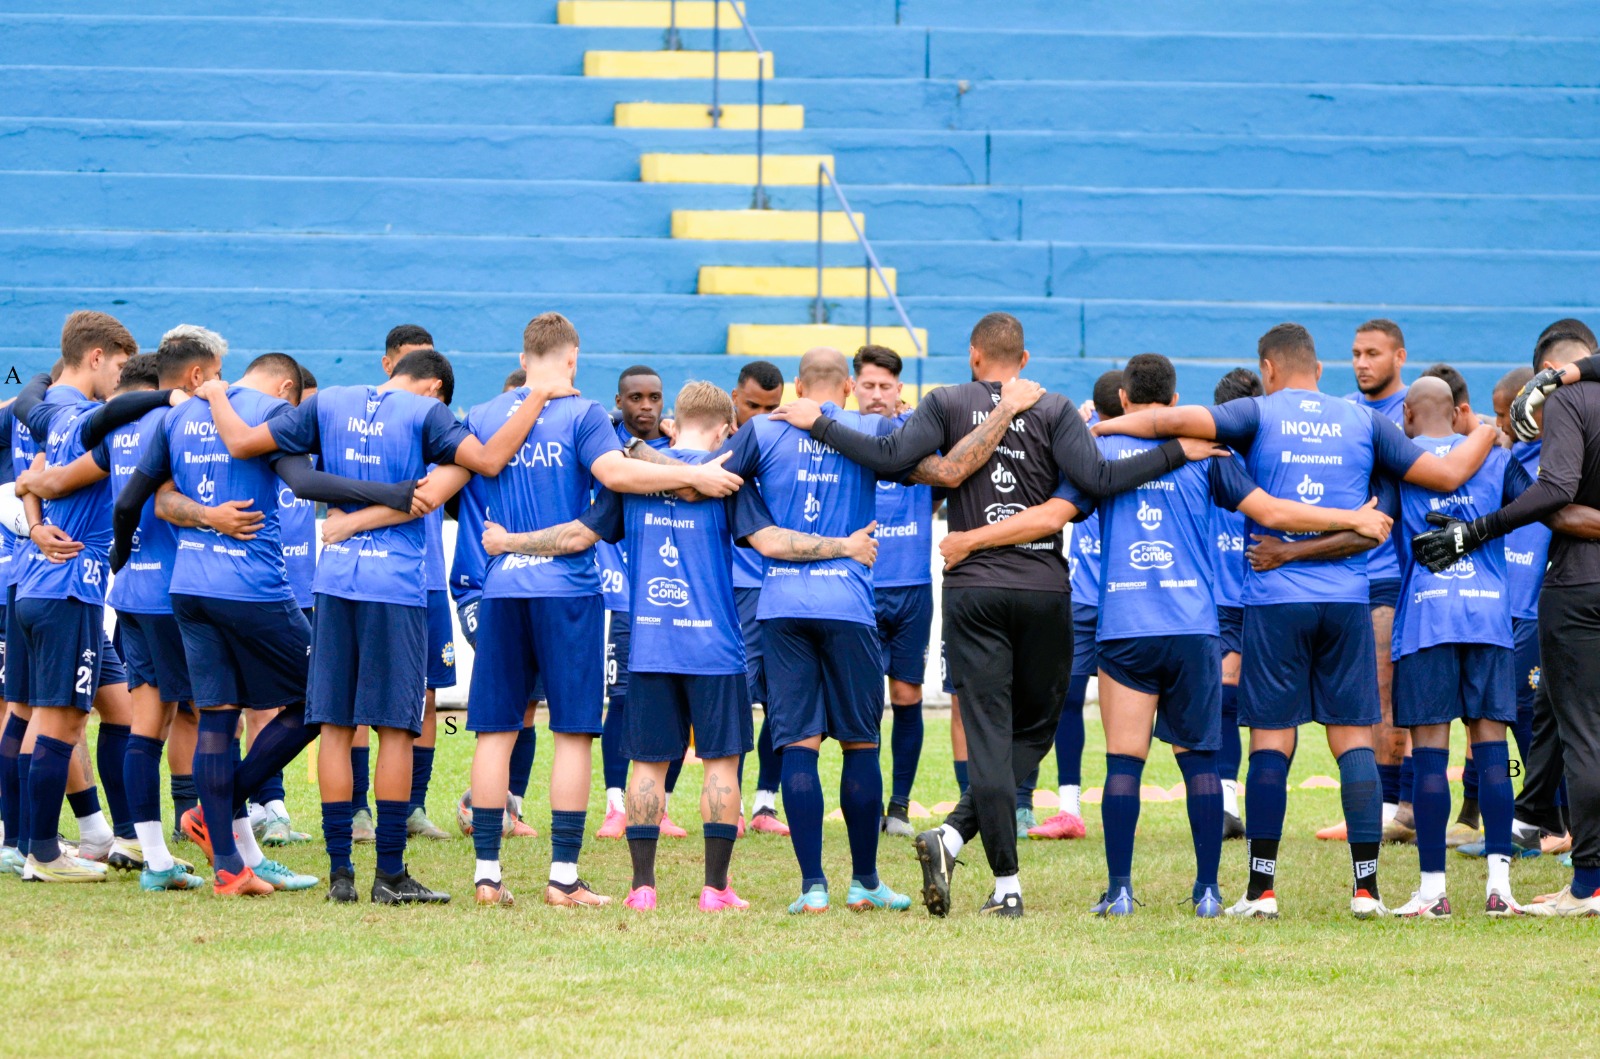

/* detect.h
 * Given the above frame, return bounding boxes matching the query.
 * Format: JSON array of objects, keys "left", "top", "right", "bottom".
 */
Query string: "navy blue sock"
[
  {"left": 1377, "top": 762, "right": 1401, "bottom": 806},
  {"left": 953, "top": 759, "right": 969, "bottom": 794},
  {"left": 472, "top": 805, "right": 503, "bottom": 862},
  {"left": 350, "top": 745, "right": 370, "bottom": 814},
  {"left": 1244, "top": 749, "right": 1289, "bottom": 899},
  {"left": 887, "top": 702, "right": 924, "bottom": 806},
  {"left": 1473, "top": 741, "right": 1515, "bottom": 859},
  {"left": 232, "top": 704, "right": 315, "bottom": 817},
  {"left": 839, "top": 747, "right": 883, "bottom": 890},
  {"left": 665, "top": 756, "right": 683, "bottom": 795},
  {"left": 196, "top": 709, "right": 244, "bottom": 874},
  {"left": 1338, "top": 747, "right": 1383, "bottom": 844},
  {"left": 0, "top": 714, "right": 22, "bottom": 849},
  {"left": 375, "top": 798, "right": 407, "bottom": 876},
  {"left": 1102, "top": 753, "right": 1144, "bottom": 893},
  {"left": 754, "top": 715, "right": 781, "bottom": 793},
  {"left": 1411, "top": 746, "right": 1451, "bottom": 875},
  {"left": 1055, "top": 677, "right": 1087, "bottom": 786},
  {"left": 255, "top": 771, "right": 287, "bottom": 807},
  {"left": 124, "top": 734, "right": 165, "bottom": 825},
  {"left": 781, "top": 746, "right": 826, "bottom": 890},
  {"left": 1399, "top": 754, "right": 1415, "bottom": 805},
  {"left": 1510, "top": 709, "right": 1534, "bottom": 772},
  {"left": 1573, "top": 865, "right": 1600, "bottom": 900},
  {"left": 1461, "top": 754, "right": 1480, "bottom": 804},
  {"left": 1178, "top": 750, "right": 1222, "bottom": 899},
  {"left": 95, "top": 722, "right": 134, "bottom": 839},
  {"left": 601, "top": 695, "right": 628, "bottom": 790},
  {"left": 170, "top": 771, "right": 197, "bottom": 821},
  {"left": 508, "top": 725, "right": 537, "bottom": 800},
  {"left": 550, "top": 809, "right": 586, "bottom": 868},
  {"left": 1016, "top": 766, "right": 1039, "bottom": 812},
  {"left": 1218, "top": 684, "right": 1242, "bottom": 783},
  {"left": 29, "top": 735, "right": 73, "bottom": 863},
  {"left": 321, "top": 799, "right": 354, "bottom": 874},
  {"left": 16, "top": 753, "right": 32, "bottom": 855},
  {"left": 67, "top": 786, "right": 101, "bottom": 819},
  {"left": 409, "top": 746, "right": 434, "bottom": 814}
]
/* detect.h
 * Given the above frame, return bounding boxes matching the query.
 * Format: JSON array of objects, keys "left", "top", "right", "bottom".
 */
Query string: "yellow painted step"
[
  {"left": 584, "top": 50, "right": 771, "bottom": 79},
  {"left": 700, "top": 265, "right": 895, "bottom": 297},
  {"left": 672, "top": 209, "right": 861, "bottom": 241},
  {"left": 615, "top": 102, "right": 804, "bottom": 129},
  {"left": 641, "top": 153, "right": 831, "bottom": 185},
  {"left": 560, "top": 0, "right": 742, "bottom": 27},
  {"left": 727, "top": 324, "right": 927, "bottom": 359}
]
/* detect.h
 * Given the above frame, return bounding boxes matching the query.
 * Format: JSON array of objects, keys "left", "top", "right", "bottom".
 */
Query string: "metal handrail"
[
  {"left": 814, "top": 163, "right": 926, "bottom": 394},
  {"left": 666, "top": 1, "right": 769, "bottom": 209}
]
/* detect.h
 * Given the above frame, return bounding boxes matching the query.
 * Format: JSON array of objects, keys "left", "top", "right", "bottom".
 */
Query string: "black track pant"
[
  {"left": 1513, "top": 674, "right": 1568, "bottom": 835},
  {"left": 942, "top": 587, "right": 1073, "bottom": 878},
  {"left": 1539, "top": 585, "right": 1600, "bottom": 870}
]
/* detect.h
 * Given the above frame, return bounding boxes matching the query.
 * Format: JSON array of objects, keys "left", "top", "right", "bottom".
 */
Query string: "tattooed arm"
[
  {"left": 481, "top": 518, "right": 602, "bottom": 557},
  {"left": 904, "top": 399, "right": 1023, "bottom": 487},
  {"left": 747, "top": 521, "right": 878, "bottom": 567},
  {"left": 154, "top": 480, "right": 265, "bottom": 540}
]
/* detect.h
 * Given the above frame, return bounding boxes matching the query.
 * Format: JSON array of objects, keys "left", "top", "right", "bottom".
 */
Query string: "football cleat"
[
  {"left": 139, "top": 864, "right": 206, "bottom": 891},
  {"left": 1485, "top": 890, "right": 1525, "bottom": 917},
  {"left": 406, "top": 807, "right": 452, "bottom": 841},
  {"left": 371, "top": 866, "right": 450, "bottom": 904},
  {"left": 1456, "top": 833, "right": 1541, "bottom": 859},
  {"left": 107, "top": 838, "right": 145, "bottom": 872},
  {"left": 1225, "top": 892, "right": 1279, "bottom": 919},
  {"left": 845, "top": 879, "right": 912, "bottom": 911},
  {"left": 787, "top": 884, "right": 830, "bottom": 915},
  {"left": 1351, "top": 889, "right": 1389, "bottom": 919},
  {"left": 1445, "top": 822, "right": 1482, "bottom": 848},
  {"left": 882, "top": 802, "right": 915, "bottom": 838},
  {"left": 455, "top": 791, "right": 475, "bottom": 835},
  {"left": 1221, "top": 811, "right": 1246, "bottom": 841},
  {"left": 350, "top": 807, "right": 376, "bottom": 844},
  {"left": 1015, "top": 806, "right": 1037, "bottom": 838},
  {"left": 180, "top": 807, "right": 213, "bottom": 864},
  {"left": 979, "top": 892, "right": 1023, "bottom": 918},
  {"left": 658, "top": 814, "right": 689, "bottom": 839},
  {"left": 506, "top": 815, "right": 539, "bottom": 838},
  {"left": 1193, "top": 886, "right": 1224, "bottom": 919},
  {"left": 623, "top": 885, "right": 657, "bottom": 911},
  {"left": 260, "top": 813, "right": 311, "bottom": 846},
  {"left": 1522, "top": 885, "right": 1600, "bottom": 918},
  {"left": 1314, "top": 820, "right": 1347, "bottom": 842},
  {"left": 22, "top": 853, "right": 107, "bottom": 883},
  {"left": 1027, "top": 811, "right": 1086, "bottom": 841},
  {"left": 326, "top": 867, "right": 358, "bottom": 904},
  {"left": 254, "top": 859, "right": 318, "bottom": 891},
  {"left": 595, "top": 807, "right": 626, "bottom": 839},
  {"left": 1542, "top": 832, "right": 1573, "bottom": 856},
  {"left": 1382, "top": 818, "right": 1417, "bottom": 845},
  {"left": 0, "top": 847, "right": 25, "bottom": 875},
  {"left": 913, "top": 829, "right": 958, "bottom": 919},
  {"left": 1091, "top": 886, "right": 1136, "bottom": 917},
  {"left": 475, "top": 881, "right": 514, "bottom": 907},
  {"left": 1392, "top": 892, "right": 1451, "bottom": 919},
  {"left": 699, "top": 885, "right": 749, "bottom": 912},
  {"left": 545, "top": 878, "right": 611, "bottom": 907},
  {"left": 749, "top": 809, "right": 789, "bottom": 836},
  {"left": 213, "top": 865, "right": 274, "bottom": 897}
]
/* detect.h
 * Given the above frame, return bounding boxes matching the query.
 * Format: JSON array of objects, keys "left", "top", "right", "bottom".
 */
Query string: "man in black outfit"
[{"left": 771, "top": 313, "right": 1223, "bottom": 917}]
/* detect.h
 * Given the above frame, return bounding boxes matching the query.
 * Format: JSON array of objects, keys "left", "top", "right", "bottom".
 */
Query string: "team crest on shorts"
[
  {"left": 442, "top": 641, "right": 456, "bottom": 668},
  {"left": 1528, "top": 665, "right": 1540, "bottom": 691}
]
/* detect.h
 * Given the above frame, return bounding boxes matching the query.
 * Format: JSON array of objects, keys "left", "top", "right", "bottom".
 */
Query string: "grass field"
[{"left": 10, "top": 712, "right": 1596, "bottom": 1058}]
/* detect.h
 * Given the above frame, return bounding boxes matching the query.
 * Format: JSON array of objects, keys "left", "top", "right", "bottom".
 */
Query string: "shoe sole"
[
  {"left": 107, "top": 854, "right": 142, "bottom": 872},
  {"left": 913, "top": 834, "right": 951, "bottom": 918}
]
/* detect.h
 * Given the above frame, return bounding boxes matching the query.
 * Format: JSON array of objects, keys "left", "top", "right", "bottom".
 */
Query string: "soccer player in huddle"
[{"left": 1097, "top": 323, "right": 1496, "bottom": 918}]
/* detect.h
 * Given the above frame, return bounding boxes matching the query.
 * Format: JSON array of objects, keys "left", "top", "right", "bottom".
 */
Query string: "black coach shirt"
[
  {"left": 1481, "top": 380, "right": 1600, "bottom": 588},
  {"left": 808, "top": 382, "right": 1186, "bottom": 593}
]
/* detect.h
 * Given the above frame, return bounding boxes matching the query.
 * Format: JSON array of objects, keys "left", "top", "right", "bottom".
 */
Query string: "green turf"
[{"left": 8, "top": 714, "right": 1595, "bottom": 1057}]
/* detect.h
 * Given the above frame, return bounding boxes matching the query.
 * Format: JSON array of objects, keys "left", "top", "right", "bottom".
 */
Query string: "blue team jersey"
[
  {"left": 594, "top": 424, "right": 671, "bottom": 612},
  {"left": 276, "top": 459, "right": 317, "bottom": 609},
  {"left": 1211, "top": 388, "right": 1421, "bottom": 606},
  {"left": 107, "top": 407, "right": 179, "bottom": 615},
  {"left": 1504, "top": 440, "right": 1549, "bottom": 621},
  {"left": 450, "top": 472, "right": 489, "bottom": 604},
  {"left": 269, "top": 385, "right": 469, "bottom": 608},
  {"left": 724, "top": 405, "right": 886, "bottom": 626},
  {"left": 592, "top": 450, "right": 747, "bottom": 676},
  {"left": 731, "top": 530, "right": 765, "bottom": 590},
  {"left": 2, "top": 407, "right": 39, "bottom": 589},
  {"left": 17, "top": 386, "right": 115, "bottom": 605},
  {"left": 1067, "top": 510, "right": 1102, "bottom": 606},
  {"left": 872, "top": 480, "right": 934, "bottom": 588},
  {"left": 469, "top": 392, "right": 622, "bottom": 600},
  {"left": 1346, "top": 387, "right": 1408, "bottom": 583},
  {"left": 1068, "top": 435, "right": 1256, "bottom": 640},
  {"left": 1392, "top": 435, "right": 1526, "bottom": 656},
  {"left": 1211, "top": 503, "right": 1247, "bottom": 608},
  {"left": 424, "top": 507, "right": 448, "bottom": 593}
]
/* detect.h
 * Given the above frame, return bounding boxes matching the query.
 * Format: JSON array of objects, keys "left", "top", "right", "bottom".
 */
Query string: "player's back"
[
  {"left": 2, "top": 408, "right": 38, "bottom": 589},
  {"left": 19, "top": 386, "right": 113, "bottom": 602},
  {"left": 107, "top": 406, "right": 179, "bottom": 613},
  {"left": 1504, "top": 440, "right": 1549, "bottom": 621},
  {"left": 871, "top": 477, "right": 933, "bottom": 589}
]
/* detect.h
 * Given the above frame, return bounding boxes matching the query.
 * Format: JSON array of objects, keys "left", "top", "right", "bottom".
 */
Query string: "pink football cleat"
[
  {"left": 596, "top": 807, "right": 626, "bottom": 839},
  {"left": 699, "top": 885, "right": 749, "bottom": 912},
  {"left": 737, "top": 814, "right": 746, "bottom": 839},
  {"left": 506, "top": 814, "right": 539, "bottom": 839},
  {"left": 624, "top": 885, "right": 657, "bottom": 910},
  {"left": 749, "top": 810, "right": 790, "bottom": 836},
  {"left": 1027, "top": 811, "right": 1086, "bottom": 840},
  {"left": 658, "top": 814, "right": 689, "bottom": 839}
]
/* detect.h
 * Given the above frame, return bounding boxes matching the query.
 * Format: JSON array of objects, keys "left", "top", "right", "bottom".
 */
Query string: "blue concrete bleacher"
[{"left": 1, "top": 1, "right": 1597, "bottom": 408}]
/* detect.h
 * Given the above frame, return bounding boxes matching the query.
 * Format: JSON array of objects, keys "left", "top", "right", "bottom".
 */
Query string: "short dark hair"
[
  {"left": 504, "top": 368, "right": 526, "bottom": 390},
  {"left": 970, "top": 312, "right": 1024, "bottom": 364},
  {"left": 736, "top": 360, "right": 783, "bottom": 392},
  {"left": 1121, "top": 353, "right": 1176, "bottom": 407},
  {"left": 154, "top": 333, "right": 219, "bottom": 387},
  {"left": 1258, "top": 322, "right": 1318, "bottom": 373},
  {"left": 391, "top": 348, "right": 455, "bottom": 406},
  {"left": 852, "top": 344, "right": 902, "bottom": 378},
  {"left": 1092, "top": 370, "right": 1124, "bottom": 420},
  {"left": 1494, "top": 366, "right": 1534, "bottom": 399},
  {"left": 1355, "top": 318, "right": 1405, "bottom": 347},
  {"left": 617, "top": 364, "right": 660, "bottom": 392},
  {"left": 117, "top": 353, "right": 161, "bottom": 392},
  {"left": 245, "top": 352, "right": 304, "bottom": 405},
  {"left": 1420, "top": 363, "right": 1469, "bottom": 409},
  {"left": 1533, "top": 317, "right": 1598, "bottom": 370},
  {"left": 385, "top": 324, "right": 433, "bottom": 354},
  {"left": 299, "top": 365, "right": 318, "bottom": 392},
  {"left": 61, "top": 310, "right": 137, "bottom": 367},
  {"left": 1213, "top": 367, "right": 1263, "bottom": 404}
]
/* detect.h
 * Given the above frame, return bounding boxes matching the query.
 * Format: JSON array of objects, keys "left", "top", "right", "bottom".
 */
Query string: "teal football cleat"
[
  {"left": 1015, "top": 806, "right": 1037, "bottom": 838},
  {"left": 253, "top": 859, "right": 319, "bottom": 891},
  {"left": 845, "top": 879, "right": 912, "bottom": 911},
  {"left": 0, "top": 848, "right": 24, "bottom": 876},
  {"left": 787, "top": 884, "right": 830, "bottom": 915},
  {"left": 139, "top": 864, "right": 207, "bottom": 891}
]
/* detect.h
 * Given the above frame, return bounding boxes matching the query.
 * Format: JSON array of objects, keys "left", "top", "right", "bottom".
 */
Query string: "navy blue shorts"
[
  {"left": 1097, "top": 634, "right": 1222, "bottom": 751},
  {"left": 1, "top": 585, "right": 25, "bottom": 704},
  {"left": 455, "top": 594, "right": 480, "bottom": 649},
  {"left": 96, "top": 628, "right": 125, "bottom": 689},
  {"left": 1393, "top": 642, "right": 1517, "bottom": 728},
  {"left": 13, "top": 597, "right": 104, "bottom": 710},
  {"left": 1513, "top": 617, "right": 1540, "bottom": 720},
  {"left": 875, "top": 583, "right": 933, "bottom": 686},
  {"left": 117, "top": 611, "right": 192, "bottom": 703},
  {"left": 734, "top": 587, "right": 766, "bottom": 705},
  {"left": 939, "top": 637, "right": 955, "bottom": 695},
  {"left": 425, "top": 590, "right": 456, "bottom": 690},
  {"left": 171, "top": 593, "right": 311, "bottom": 710},
  {"left": 606, "top": 610, "right": 631, "bottom": 696},
  {"left": 626, "top": 671, "right": 753, "bottom": 763},
  {"left": 1217, "top": 605, "right": 1244, "bottom": 657},
  {"left": 1368, "top": 578, "right": 1401, "bottom": 611},
  {"left": 468, "top": 594, "right": 602, "bottom": 734},
  {"left": 1071, "top": 603, "right": 1100, "bottom": 677},
  {"left": 762, "top": 617, "right": 882, "bottom": 747},
  {"left": 1239, "top": 602, "right": 1379, "bottom": 729},
  {"left": 309, "top": 595, "right": 426, "bottom": 734}
]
